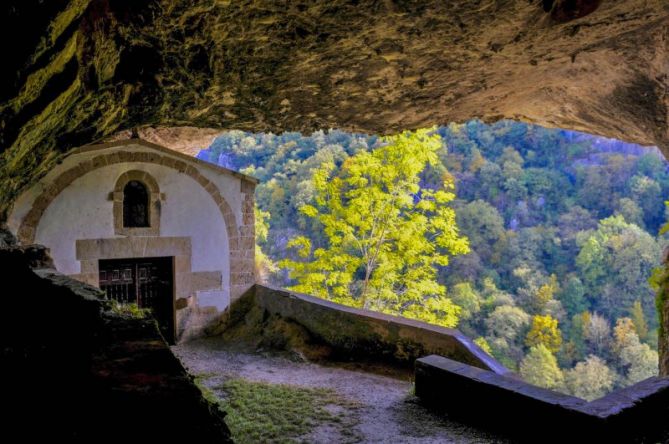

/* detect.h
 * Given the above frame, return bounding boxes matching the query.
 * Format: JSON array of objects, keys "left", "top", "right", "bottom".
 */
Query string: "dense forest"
[{"left": 198, "top": 120, "right": 667, "bottom": 400}]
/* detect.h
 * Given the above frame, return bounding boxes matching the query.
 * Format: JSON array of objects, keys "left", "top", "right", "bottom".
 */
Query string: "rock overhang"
[{"left": 0, "top": 0, "right": 667, "bottom": 218}]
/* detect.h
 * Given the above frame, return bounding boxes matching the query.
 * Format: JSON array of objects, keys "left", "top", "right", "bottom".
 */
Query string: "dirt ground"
[{"left": 173, "top": 337, "right": 511, "bottom": 443}]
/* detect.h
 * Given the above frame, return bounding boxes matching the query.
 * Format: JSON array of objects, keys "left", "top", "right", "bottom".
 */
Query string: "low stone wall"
[
  {"left": 415, "top": 355, "right": 669, "bottom": 443},
  {"left": 249, "top": 285, "right": 508, "bottom": 373},
  {"left": 0, "top": 242, "right": 232, "bottom": 441}
]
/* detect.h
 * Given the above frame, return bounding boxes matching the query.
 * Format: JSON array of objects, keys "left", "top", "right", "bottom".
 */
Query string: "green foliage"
[
  {"left": 557, "top": 276, "right": 589, "bottom": 318},
  {"left": 255, "top": 206, "right": 270, "bottom": 244},
  {"left": 560, "top": 312, "right": 590, "bottom": 365},
  {"left": 526, "top": 314, "right": 563, "bottom": 353},
  {"left": 485, "top": 305, "right": 530, "bottom": 341},
  {"left": 650, "top": 266, "right": 667, "bottom": 333},
  {"left": 650, "top": 205, "right": 669, "bottom": 365},
  {"left": 613, "top": 318, "right": 658, "bottom": 385},
  {"left": 615, "top": 198, "right": 644, "bottom": 228},
  {"left": 520, "top": 345, "right": 564, "bottom": 390},
  {"left": 564, "top": 355, "right": 616, "bottom": 401},
  {"left": 455, "top": 200, "right": 506, "bottom": 264},
  {"left": 255, "top": 206, "right": 278, "bottom": 283},
  {"left": 474, "top": 337, "right": 493, "bottom": 355},
  {"left": 280, "top": 129, "right": 469, "bottom": 328},
  {"left": 200, "top": 120, "right": 668, "bottom": 394},
  {"left": 621, "top": 341, "right": 659, "bottom": 385},
  {"left": 576, "top": 216, "right": 662, "bottom": 323},
  {"left": 629, "top": 300, "right": 649, "bottom": 341},
  {"left": 450, "top": 282, "right": 482, "bottom": 320},
  {"left": 107, "top": 300, "right": 149, "bottom": 319}
]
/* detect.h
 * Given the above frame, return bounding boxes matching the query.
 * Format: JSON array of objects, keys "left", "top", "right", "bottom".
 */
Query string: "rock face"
[
  {"left": 108, "top": 126, "right": 222, "bottom": 156},
  {"left": 0, "top": 243, "right": 232, "bottom": 441},
  {"left": 0, "top": 0, "right": 667, "bottom": 217},
  {"left": 659, "top": 250, "right": 669, "bottom": 376},
  {"left": 663, "top": 296, "right": 669, "bottom": 376}
]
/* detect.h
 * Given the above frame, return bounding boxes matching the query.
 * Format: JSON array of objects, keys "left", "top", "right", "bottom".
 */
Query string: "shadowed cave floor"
[{"left": 173, "top": 337, "right": 511, "bottom": 443}]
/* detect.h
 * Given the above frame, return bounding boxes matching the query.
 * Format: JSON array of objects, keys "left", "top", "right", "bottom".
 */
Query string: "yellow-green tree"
[
  {"left": 255, "top": 206, "right": 278, "bottom": 283},
  {"left": 520, "top": 344, "right": 564, "bottom": 390},
  {"left": 564, "top": 355, "right": 616, "bottom": 401},
  {"left": 629, "top": 300, "right": 649, "bottom": 341},
  {"left": 535, "top": 274, "right": 559, "bottom": 313},
  {"left": 474, "top": 337, "right": 493, "bottom": 355},
  {"left": 526, "top": 314, "right": 563, "bottom": 353},
  {"left": 280, "top": 129, "right": 470, "bottom": 327}
]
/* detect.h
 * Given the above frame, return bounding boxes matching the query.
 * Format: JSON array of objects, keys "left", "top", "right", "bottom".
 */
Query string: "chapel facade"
[{"left": 7, "top": 138, "right": 257, "bottom": 342}]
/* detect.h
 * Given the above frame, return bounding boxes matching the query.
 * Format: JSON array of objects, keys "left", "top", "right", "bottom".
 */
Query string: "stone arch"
[
  {"left": 16, "top": 149, "right": 252, "bottom": 297},
  {"left": 113, "top": 169, "right": 162, "bottom": 236}
]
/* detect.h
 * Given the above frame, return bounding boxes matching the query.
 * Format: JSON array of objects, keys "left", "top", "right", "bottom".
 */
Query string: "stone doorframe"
[
  {"left": 74, "top": 236, "right": 223, "bottom": 339},
  {"left": 16, "top": 146, "right": 255, "bottom": 300}
]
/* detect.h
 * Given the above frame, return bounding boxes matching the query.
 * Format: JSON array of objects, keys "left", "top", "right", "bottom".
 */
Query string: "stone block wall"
[
  {"left": 240, "top": 285, "right": 508, "bottom": 372},
  {"left": 231, "top": 178, "right": 256, "bottom": 301}
]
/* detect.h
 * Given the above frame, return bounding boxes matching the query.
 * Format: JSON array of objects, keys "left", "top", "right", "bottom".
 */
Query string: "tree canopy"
[
  {"left": 280, "top": 129, "right": 469, "bottom": 327},
  {"left": 199, "top": 120, "right": 665, "bottom": 397}
]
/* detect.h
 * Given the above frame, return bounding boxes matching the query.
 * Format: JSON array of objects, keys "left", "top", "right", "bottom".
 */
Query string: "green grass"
[
  {"left": 212, "top": 377, "right": 361, "bottom": 444},
  {"left": 107, "top": 300, "right": 150, "bottom": 319},
  {"left": 193, "top": 373, "right": 222, "bottom": 408}
]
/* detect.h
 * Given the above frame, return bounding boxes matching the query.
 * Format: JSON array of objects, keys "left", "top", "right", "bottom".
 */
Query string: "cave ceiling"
[{"left": 0, "top": 0, "right": 667, "bottom": 217}]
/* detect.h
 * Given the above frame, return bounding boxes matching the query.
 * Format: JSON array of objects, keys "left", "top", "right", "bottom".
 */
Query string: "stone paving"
[{"left": 174, "top": 337, "right": 511, "bottom": 443}]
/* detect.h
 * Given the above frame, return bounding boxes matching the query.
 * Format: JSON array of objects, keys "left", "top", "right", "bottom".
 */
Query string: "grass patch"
[
  {"left": 193, "top": 373, "right": 223, "bottom": 409},
  {"left": 215, "top": 377, "right": 361, "bottom": 443},
  {"left": 107, "top": 300, "right": 150, "bottom": 319}
]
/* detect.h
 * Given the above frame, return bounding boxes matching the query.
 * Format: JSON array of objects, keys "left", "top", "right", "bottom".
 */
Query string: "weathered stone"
[
  {"left": 0, "top": 225, "right": 17, "bottom": 248},
  {"left": 241, "top": 180, "right": 256, "bottom": 194},
  {"left": 91, "top": 155, "right": 108, "bottom": 169},
  {"left": 204, "top": 181, "right": 218, "bottom": 195},
  {"left": 0, "top": 244, "right": 232, "bottom": 441},
  {"left": 663, "top": 296, "right": 669, "bottom": 376},
  {"left": 0, "top": 0, "right": 667, "bottom": 218},
  {"left": 175, "top": 297, "right": 189, "bottom": 310},
  {"left": 415, "top": 354, "right": 669, "bottom": 442},
  {"left": 110, "top": 126, "right": 221, "bottom": 156},
  {"left": 242, "top": 284, "right": 508, "bottom": 373},
  {"left": 660, "top": 249, "right": 669, "bottom": 376}
]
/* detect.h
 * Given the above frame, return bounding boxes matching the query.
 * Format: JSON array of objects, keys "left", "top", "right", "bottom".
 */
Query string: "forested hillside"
[{"left": 198, "top": 121, "right": 667, "bottom": 399}]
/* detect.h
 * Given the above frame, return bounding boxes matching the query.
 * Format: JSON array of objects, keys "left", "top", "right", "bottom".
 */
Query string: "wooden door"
[{"left": 99, "top": 257, "right": 175, "bottom": 343}]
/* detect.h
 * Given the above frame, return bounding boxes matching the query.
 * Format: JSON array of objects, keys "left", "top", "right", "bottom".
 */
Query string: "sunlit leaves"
[
  {"left": 526, "top": 314, "right": 563, "bottom": 353},
  {"left": 280, "top": 128, "right": 469, "bottom": 328}
]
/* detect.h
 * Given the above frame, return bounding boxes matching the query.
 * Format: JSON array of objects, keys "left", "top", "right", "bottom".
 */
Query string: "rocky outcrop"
[
  {"left": 108, "top": 126, "right": 222, "bottom": 156},
  {"left": 0, "top": 0, "right": 667, "bottom": 217},
  {"left": 0, "top": 244, "right": 232, "bottom": 441},
  {"left": 659, "top": 250, "right": 669, "bottom": 376},
  {"left": 662, "top": 295, "right": 669, "bottom": 376}
]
